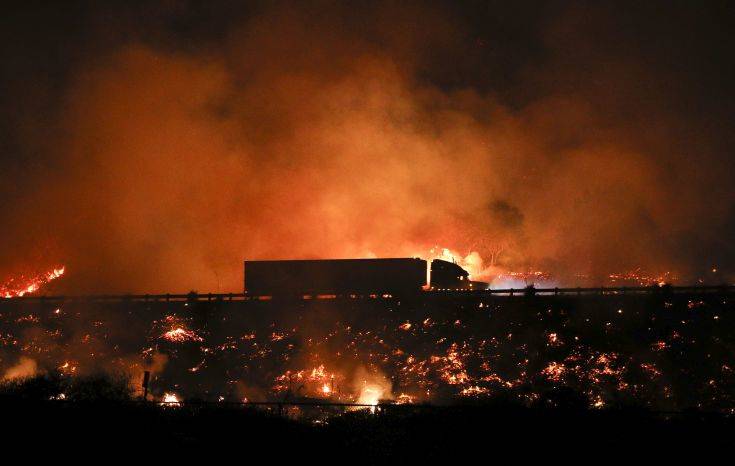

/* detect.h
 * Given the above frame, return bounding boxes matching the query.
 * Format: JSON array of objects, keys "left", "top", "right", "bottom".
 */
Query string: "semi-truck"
[{"left": 244, "top": 258, "right": 488, "bottom": 297}]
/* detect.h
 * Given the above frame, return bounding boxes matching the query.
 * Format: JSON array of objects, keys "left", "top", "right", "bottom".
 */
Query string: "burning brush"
[{"left": 1, "top": 266, "right": 65, "bottom": 298}]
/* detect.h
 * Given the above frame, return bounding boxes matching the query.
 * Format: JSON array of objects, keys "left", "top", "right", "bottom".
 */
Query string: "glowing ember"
[
  {"left": 273, "top": 365, "right": 342, "bottom": 398},
  {"left": 0, "top": 284, "right": 731, "bottom": 415},
  {"left": 547, "top": 332, "right": 562, "bottom": 346},
  {"left": 542, "top": 362, "right": 567, "bottom": 382},
  {"left": 159, "top": 315, "right": 203, "bottom": 343},
  {"left": 608, "top": 269, "right": 676, "bottom": 286},
  {"left": 161, "top": 393, "right": 181, "bottom": 405},
  {"left": 493, "top": 270, "right": 552, "bottom": 288},
  {"left": 1, "top": 266, "right": 65, "bottom": 298},
  {"left": 591, "top": 394, "right": 606, "bottom": 409},
  {"left": 58, "top": 361, "right": 78, "bottom": 375},
  {"left": 395, "top": 393, "right": 416, "bottom": 404},
  {"left": 162, "top": 327, "right": 202, "bottom": 343},
  {"left": 460, "top": 385, "right": 490, "bottom": 397},
  {"left": 640, "top": 362, "right": 661, "bottom": 378},
  {"left": 651, "top": 341, "right": 668, "bottom": 351}
]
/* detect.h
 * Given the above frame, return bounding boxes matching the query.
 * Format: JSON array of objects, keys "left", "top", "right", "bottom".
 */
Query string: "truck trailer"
[
  {"left": 244, "top": 257, "right": 488, "bottom": 297},
  {"left": 244, "top": 258, "right": 427, "bottom": 296}
]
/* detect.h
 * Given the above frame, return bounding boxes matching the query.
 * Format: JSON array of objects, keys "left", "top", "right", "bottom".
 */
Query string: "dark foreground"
[
  {"left": 2, "top": 290, "right": 734, "bottom": 460},
  {"left": 3, "top": 399, "right": 733, "bottom": 461}
]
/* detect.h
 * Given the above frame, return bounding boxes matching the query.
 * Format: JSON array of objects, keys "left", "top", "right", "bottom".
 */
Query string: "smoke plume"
[{"left": 1, "top": 1, "right": 733, "bottom": 291}]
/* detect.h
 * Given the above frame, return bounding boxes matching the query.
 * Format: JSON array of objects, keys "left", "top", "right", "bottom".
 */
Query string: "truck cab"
[{"left": 430, "top": 259, "right": 488, "bottom": 290}]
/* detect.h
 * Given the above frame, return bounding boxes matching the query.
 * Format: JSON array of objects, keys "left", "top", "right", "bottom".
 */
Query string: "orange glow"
[
  {"left": 1, "top": 266, "right": 65, "bottom": 298},
  {"left": 161, "top": 393, "right": 181, "bottom": 406}
]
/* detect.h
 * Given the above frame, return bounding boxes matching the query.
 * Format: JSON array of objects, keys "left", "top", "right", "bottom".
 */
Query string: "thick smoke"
[{"left": 0, "top": 1, "right": 733, "bottom": 292}]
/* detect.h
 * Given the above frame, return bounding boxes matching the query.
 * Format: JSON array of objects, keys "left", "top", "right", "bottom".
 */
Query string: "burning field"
[
  {"left": 1, "top": 290, "right": 733, "bottom": 416},
  {"left": 1, "top": 2, "right": 735, "bottom": 456},
  {"left": 0, "top": 266, "right": 65, "bottom": 298}
]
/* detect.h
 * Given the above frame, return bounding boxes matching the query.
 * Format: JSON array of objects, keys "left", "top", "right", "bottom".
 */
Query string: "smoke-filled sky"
[{"left": 1, "top": 0, "right": 734, "bottom": 292}]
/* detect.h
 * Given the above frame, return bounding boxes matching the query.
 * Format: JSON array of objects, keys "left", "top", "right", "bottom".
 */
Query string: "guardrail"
[
  {"left": 1, "top": 285, "right": 733, "bottom": 303},
  {"left": 25, "top": 398, "right": 735, "bottom": 420}
]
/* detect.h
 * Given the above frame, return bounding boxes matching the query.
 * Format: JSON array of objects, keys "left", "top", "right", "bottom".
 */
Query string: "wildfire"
[
  {"left": 357, "top": 385, "right": 382, "bottom": 406},
  {"left": 640, "top": 362, "right": 661, "bottom": 378},
  {"left": 542, "top": 362, "right": 567, "bottom": 382},
  {"left": 460, "top": 385, "right": 490, "bottom": 397},
  {"left": 159, "top": 315, "right": 203, "bottom": 343},
  {"left": 608, "top": 269, "right": 676, "bottom": 286},
  {"left": 273, "top": 365, "right": 342, "bottom": 398},
  {"left": 493, "top": 270, "right": 552, "bottom": 288},
  {"left": 355, "top": 379, "right": 392, "bottom": 413},
  {"left": 432, "top": 343, "right": 471, "bottom": 385},
  {"left": 395, "top": 393, "right": 416, "bottom": 404},
  {"left": 424, "top": 246, "right": 490, "bottom": 281},
  {"left": 591, "top": 394, "right": 606, "bottom": 409},
  {"left": 0, "top": 281, "right": 730, "bottom": 416},
  {"left": 58, "top": 361, "right": 78, "bottom": 375},
  {"left": 161, "top": 393, "right": 181, "bottom": 406},
  {"left": 651, "top": 341, "right": 668, "bottom": 352},
  {"left": 547, "top": 332, "right": 562, "bottom": 347},
  {"left": 1, "top": 266, "right": 65, "bottom": 298},
  {"left": 162, "top": 327, "right": 202, "bottom": 343}
]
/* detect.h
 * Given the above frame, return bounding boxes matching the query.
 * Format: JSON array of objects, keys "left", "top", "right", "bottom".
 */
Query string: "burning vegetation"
[
  {"left": 1, "top": 266, "right": 65, "bottom": 298},
  {"left": 1, "top": 290, "right": 733, "bottom": 415},
  {"left": 0, "top": 3, "right": 732, "bottom": 437}
]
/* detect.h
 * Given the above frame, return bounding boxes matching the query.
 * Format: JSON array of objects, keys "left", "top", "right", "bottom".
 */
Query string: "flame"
[
  {"left": 542, "top": 362, "right": 567, "bottom": 382},
  {"left": 0, "top": 273, "right": 727, "bottom": 414},
  {"left": 420, "top": 246, "right": 555, "bottom": 288},
  {"left": 1, "top": 266, "right": 65, "bottom": 298},
  {"left": 460, "top": 385, "right": 490, "bottom": 397},
  {"left": 160, "top": 315, "right": 203, "bottom": 343},
  {"left": 395, "top": 393, "right": 415, "bottom": 404},
  {"left": 161, "top": 393, "right": 181, "bottom": 405},
  {"left": 58, "top": 361, "right": 78, "bottom": 375},
  {"left": 425, "top": 247, "right": 490, "bottom": 280},
  {"left": 354, "top": 371, "right": 392, "bottom": 412},
  {"left": 273, "top": 365, "right": 342, "bottom": 398},
  {"left": 608, "top": 269, "right": 676, "bottom": 286},
  {"left": 357, "top": 385, "right": 382, "bottom": 406},
  {"left": 491, "top": 270, "right": 553, "bottom": 288},
  {"left": 162, "top": 327, "right": 202, "bottom": 343}
]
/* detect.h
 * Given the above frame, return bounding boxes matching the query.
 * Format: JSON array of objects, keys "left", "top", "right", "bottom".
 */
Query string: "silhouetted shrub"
[
  {"left": 65, "top": 372, "right": 133, "bottom": 402},
  {"left": 0, "top": 371, "right": 132, "bottom": 402},
  {"left": 0, "top": 373, "right": 64, "bottom": 401}
]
